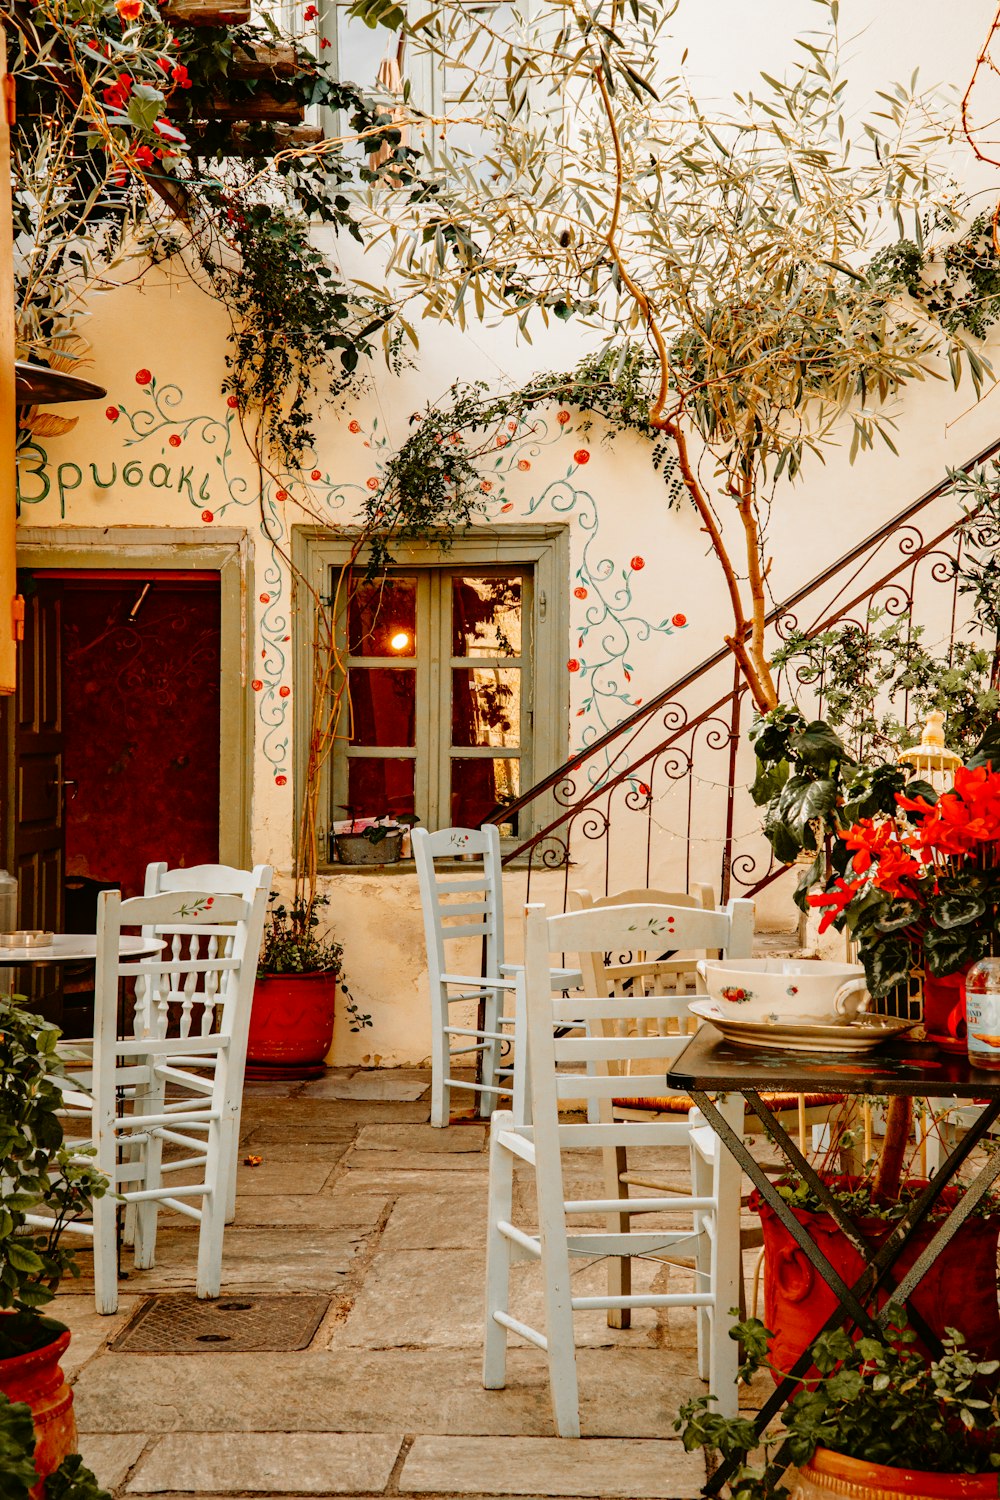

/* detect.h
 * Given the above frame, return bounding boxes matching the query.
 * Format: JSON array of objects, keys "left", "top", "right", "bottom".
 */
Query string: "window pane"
[
  {"left": 350, "top": 668, "right": 416, "bottom": 747},
  {"left": 348, "top": 576, "right": 416, "bottom": 657},
  {"left": 452, "top": 668, "right": 520, "bottom": 747},
  {"left": 347, "top": 757, "right": 415, "bottom": 821},
  {"left": 451, "top": 757, "right": 520, "bottom": 828},
  {"left": 336, "top": 4, "right": 391, "bottom": 89},
  {"left": 452, "top": 575, "right": 522, "bottom": 656}
]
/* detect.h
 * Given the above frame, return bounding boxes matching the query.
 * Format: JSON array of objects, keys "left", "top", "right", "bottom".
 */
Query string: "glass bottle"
[
  {"left": 966, "top": 958, "right": 1000, "bottom": 1071},
  {"left": 0, "top": 870, "right": 16, "bottom": 934}
]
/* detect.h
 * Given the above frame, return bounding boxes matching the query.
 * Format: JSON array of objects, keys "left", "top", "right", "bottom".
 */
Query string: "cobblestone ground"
[{"left": 52, "top": 1069, "right": 774, "bottom": 1500}]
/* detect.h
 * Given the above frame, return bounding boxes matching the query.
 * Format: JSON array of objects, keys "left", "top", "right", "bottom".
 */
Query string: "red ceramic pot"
[
  {"left": 246, "top": 971, "right": 339, "bottom": 1079},
  {"left": 923, "top": 966, "right": 970, "bottom": 1054},
  {"left": 791, "top": 1446, "right": 1000, "bottom": 1500},
  {"left": 0, "top": 1324, "right": 77, "bottom": 1499},
  {"left": 752, "top": 1178, "right": 1000, "bottom": 1380}
]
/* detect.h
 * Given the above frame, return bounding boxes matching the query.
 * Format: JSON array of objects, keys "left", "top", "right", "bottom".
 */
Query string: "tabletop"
[
  {"left": 666, "top": 1022, "right": 1000, "bottom": 1100},
  {"left": 0, "top": 935, "right": 164, "bottom": 964}
]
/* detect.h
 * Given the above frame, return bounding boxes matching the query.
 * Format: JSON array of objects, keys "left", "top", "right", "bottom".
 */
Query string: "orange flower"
[{"left": 115, "top": 0, "right": 142, "bottom": 21}]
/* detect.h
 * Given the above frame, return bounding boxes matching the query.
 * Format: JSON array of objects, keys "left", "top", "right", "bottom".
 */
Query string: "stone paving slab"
[
  {"left": 71, "top": 1228, "right": 367, "bottom": 1296},
  {"left": 126, "top": 1432, "right": 403, "bottom": 1493},
  {"left": 79, "top": 1434, "right": 148, "bottom": 1490},
  {"left": 319, "top": 1071, "right": 430, "bottom": 1101},
  {"left": 341, "top": 1151, "right": 490, "bottom": 1174},
  {"left": 399, "top": 1436, "right": 705, "bottom": 1497},
  {"left": 245, "top": 1103, "right": 429, "bottom": 1140},
  {"left": 233, "top": 1159, "right": 338, "bottom": 1195},
  {"left": 324, "top": 1170, "right": 487, "bottom": 1197},
  {"left": 353, "top": 1124, "right": 487, "bottom": 1153},
  {"left": 379, "top": 1187, "right": 489, "bottom": 1249},
  {"left": 72, "top": 1347, "right": 700, "bottom": 1438},
  {"left": 234, "top": 1192, "right": 390, "bottom": 1230},
  {"left": 53, "top": 1295, "right": 140, "bottom": 1379}
]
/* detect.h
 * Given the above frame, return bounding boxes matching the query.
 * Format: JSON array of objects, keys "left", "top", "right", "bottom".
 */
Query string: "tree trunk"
[{"left": 873, "top": 1096, "right": 912, "bottom": 1202}]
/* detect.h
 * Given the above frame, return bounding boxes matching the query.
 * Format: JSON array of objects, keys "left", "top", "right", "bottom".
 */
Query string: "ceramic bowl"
[{"left": 695, "top": 958, "right": 869, "bottom": 1027}]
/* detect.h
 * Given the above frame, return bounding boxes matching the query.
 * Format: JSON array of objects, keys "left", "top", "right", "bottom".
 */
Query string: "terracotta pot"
[
  {"left": 246, "top": 970, "right": 338, "bottom": 1079},
  {"left": 0, "top": 1324, "right": 76, "bottom": 1498},
  {"left": 790, "top": 1445, "right": 1000, "bottom": 1500},
  {"left": 753, "top": 1178, "right": 1000, "bottom": 1379},
  {"left": 922, "top": 966, "right": 970, "bottom": 1054}
]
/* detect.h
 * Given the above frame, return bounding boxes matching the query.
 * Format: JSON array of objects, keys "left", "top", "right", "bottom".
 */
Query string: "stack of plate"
[{"left": 688, "top": 999, "right": 917, "bottom": 1054}]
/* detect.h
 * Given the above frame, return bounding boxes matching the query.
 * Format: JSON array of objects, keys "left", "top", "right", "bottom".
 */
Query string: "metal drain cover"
[{"left": 111, "top": 1293, "right": 330, "bottom": 1354}]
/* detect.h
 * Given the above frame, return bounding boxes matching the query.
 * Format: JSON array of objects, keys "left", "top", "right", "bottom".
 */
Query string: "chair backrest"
[
  {"left": 95, "top": 887, "right": 268, "bottom": 1054},
  {"left": 521, "top": 900, "right": 756, "bottom": 1146},
  {"left": 144, "top": 862, "right": 273, "bottom": 903},
  {"left": 412, "top": 826, "right": 505, "bottom": 985},
  {"left": 568, "top": 886, "right": 717, "bottom": 997}
]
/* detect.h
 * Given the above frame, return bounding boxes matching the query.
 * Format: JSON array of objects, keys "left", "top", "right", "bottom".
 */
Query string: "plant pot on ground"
[
  {"left": 0, "top": 996, "right": 110, "bottom": 1498},
  {"left": 247, "top": 894, "right": 370, "bottom": 1078},
  {"left": 677, "top": 1307, "right": 1000, "bottom": 1500}
]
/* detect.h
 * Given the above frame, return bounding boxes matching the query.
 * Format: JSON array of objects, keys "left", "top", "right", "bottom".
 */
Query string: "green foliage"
[
  {"left": 0, "top": 1393, "right": 111, "bottom": 1500},
  {"left": 257, "top": 895, "right": 371, "bottom": 1032},
  {"left": 871, "top": 213, "right": 1000, "bottom": 344},
  {"left": 0, "top": 997, "right": 108, "bottom": 1355},
  {"left": 677, "top": 1310, "right": 1000, "bottom": 1498}
]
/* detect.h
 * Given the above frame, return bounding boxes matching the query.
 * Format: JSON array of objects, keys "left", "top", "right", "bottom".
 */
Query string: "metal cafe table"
[{"left": 666, "top": 1027, "right": 1000, "bottom": 1496}]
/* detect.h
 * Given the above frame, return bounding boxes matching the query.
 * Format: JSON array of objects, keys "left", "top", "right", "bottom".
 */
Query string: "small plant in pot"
[
  {"left": 0, "top": 995, "right": 111, "bottom": 1498},
  {"left": 246, "top": 894, "right": 370, "bottom": 1079},
  {"left": 331, "top": 811, "right": 419, "bottom": 866},
  {"left": 677, "top": 1307, "right": 1000, "bottom": 1500}
]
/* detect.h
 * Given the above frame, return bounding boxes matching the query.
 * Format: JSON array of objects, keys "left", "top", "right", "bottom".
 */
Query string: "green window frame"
[{"left": 291, "top": 525, "right": 569, "bottom": 868}]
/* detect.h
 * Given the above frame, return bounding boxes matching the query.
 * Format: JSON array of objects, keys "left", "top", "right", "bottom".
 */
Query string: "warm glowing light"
[{"left": 390, "top": 631, "right": 410, "bottom": 651}]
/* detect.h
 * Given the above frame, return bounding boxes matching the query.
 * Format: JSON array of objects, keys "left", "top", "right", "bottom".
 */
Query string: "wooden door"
[{"left": 8, "top": 581, "right": 64, "bottom": 1018}]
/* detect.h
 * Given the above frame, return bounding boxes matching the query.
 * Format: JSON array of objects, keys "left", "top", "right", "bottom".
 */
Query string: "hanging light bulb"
[{"left": 390, "top": 630, "right": 410, "bottom": 651}]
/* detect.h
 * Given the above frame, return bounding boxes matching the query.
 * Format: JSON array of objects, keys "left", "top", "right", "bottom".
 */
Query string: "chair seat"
[{"left": 613, "top": 1091, "right": 842, "bottom": 1114}]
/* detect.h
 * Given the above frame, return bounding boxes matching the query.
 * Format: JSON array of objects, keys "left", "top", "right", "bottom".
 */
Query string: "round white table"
[{"left": 0, "top": 935, "right": 163, "bottom": 965}]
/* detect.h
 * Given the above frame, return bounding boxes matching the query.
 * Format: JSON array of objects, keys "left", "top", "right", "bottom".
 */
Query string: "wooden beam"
[
  {"left": 158, "top": 0, "right": 251, "bottom": 25},
  {"left": 0, "top": 25, "right": 17, "bottom": 696},
  {"left": 231, "top": 43, "right": 300, "bottom": 79},
  {"left": 186, "top": 121, "right": 323, "bottom": 154},
  {"left": 195, "top": 90, "right": 305, "bottom": 123}
]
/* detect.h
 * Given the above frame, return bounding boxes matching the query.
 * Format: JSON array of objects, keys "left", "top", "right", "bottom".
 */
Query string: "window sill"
[{"left": 318, "top": 853, "right": 542, "bottom": 876}]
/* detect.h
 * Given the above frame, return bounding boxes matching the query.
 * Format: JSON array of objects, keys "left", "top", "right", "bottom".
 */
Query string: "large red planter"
[
  {"left": 246, "top": 971, "right": 339, "bottom": 1079},
  {"left": 753, "top": 1181, "right": 1000, "bottom": 1378},
  {"left": 922, "top": 966, "right": 970, "bottom": 1054},
  {"left": 0, "top": 1326, "right": 77, "bottom": 1499},
  {"left": 791, "top": 1446, "right": 1000, "bottom": 1500}
]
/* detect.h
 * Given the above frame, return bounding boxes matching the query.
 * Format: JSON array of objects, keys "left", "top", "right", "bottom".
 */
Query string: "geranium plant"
[{"left": 258, "top": 894, "right": 370, "bottom": 1030}]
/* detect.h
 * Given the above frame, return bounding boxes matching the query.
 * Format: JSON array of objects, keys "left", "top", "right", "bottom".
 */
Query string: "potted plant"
[
  {"left": 0, "top": 996, "right": 109, "bottom": 1497},
  {"left": 246, "top": 894, "right": 370, "bottom": 1078},
  {"left": 332, "top": 813, "right": 419, "bottom": 867},
  {"left": 677, "top": 1308, "right": 1000, "bottom": 1500},
  {"left": 0, "top": 1392, "right": 110, "bottom": 1500}
]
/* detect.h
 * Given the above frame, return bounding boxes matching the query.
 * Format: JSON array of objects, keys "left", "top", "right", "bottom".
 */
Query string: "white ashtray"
[{"left": 0, "top": 931, "right": 55, "bottom": 948}]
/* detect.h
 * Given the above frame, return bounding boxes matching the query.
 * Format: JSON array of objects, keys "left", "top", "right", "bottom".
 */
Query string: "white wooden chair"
[
  {"left": 483, "top": 901, "right": 746, "bottom": 1437},
  {"left": 141, "top": 861, "right": 273, "bottom": 1224},
  {"left": 56, "top": 885, "right": 268, "bottom": 1313},
  {"left": 413, "top": 826, "right": 579, "bottom": 1127}
]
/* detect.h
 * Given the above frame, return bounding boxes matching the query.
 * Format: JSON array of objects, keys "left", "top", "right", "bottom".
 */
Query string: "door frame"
[{"left": 9, "top": 526, "right": 253, "bottom": 866}]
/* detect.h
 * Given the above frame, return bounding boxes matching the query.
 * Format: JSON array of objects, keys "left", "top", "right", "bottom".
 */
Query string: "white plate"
[{"left": 688, "top": 999, "right": 919, "bottom": 1054}]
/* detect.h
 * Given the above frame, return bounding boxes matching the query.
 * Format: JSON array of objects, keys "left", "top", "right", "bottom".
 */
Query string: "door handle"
[{"left": 48, "top": 776, "right": 78, "bottom": 801}]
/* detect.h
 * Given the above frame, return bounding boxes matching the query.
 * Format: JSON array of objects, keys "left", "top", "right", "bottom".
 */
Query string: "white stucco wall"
[{"left": 15, "top": 0, "right": 1000, "bottom": 1061}]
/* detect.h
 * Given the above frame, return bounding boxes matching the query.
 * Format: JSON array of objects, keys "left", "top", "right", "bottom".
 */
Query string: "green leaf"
[{"left": 930, "top": 888, "right": 987, "bottom": 930}]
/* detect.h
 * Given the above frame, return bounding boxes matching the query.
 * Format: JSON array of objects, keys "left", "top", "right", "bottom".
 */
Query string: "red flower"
[
  {"left": 480, "top": 480, "right": 493, "bottom": 493},
  {"left": 170, "top": 64, "right": 191, "bottom": 88},
  {"left": 275, "top": 774, "right": 287, "bottom": 787},
  {"left": 168, "top": 434, "right": 181, "bottom": 447},
  {"left": 259, "top": 593, "right": 270, "bottom": 604},
  {"left": 311, "top": 469, "right": 322, "bottom": 481},
  {"left": 276, "top": 489, "right": 288, "bottom": 502},
  {"left": 637, "top": 782, "right": 650, "bottom": 797},
  {"left": 115, "top": 0, "right": 142, "bottom": 21},
  {"left": 807, "top": 876, "right": 866, "bottom": 935},
  {"left": 573, "top": 586, "right": 587, "bottom": 599},
  {"left": 507, "top": 420, "right": 517, "bottom": 432},
  {"left": 348, "top": 420, "right": 361, "bottom": 433},
  {"left": 303, "top": 2, "right": 318, "bottom": 16},
  {"left": 518, "top": 460, "right": 531, "bottom": 471},
  {"left": 557, "top": 411, "right": 571, "bottom": 424},
  {"left": 251, "top": 679, "right": 263, "bottom": 692},
  {"left": 573, "top": 448, "right": 589, "bottom": 464},
  {"left": 135, "top": 368, "right": 151, "bottom": 385},
  {"left": 567, "top": 658, "right": 580, "bottom": 672},
  {"left": 106, "top": 406, "right": 119, "bottom": 422},
  {"left": 319, "top": 36, "right": 331, "bottom": 47},
  {"left": 201, "top": 509, "right": 213, "bottom": 522},
  {"left": 366, "top": 477, "right": 379, "bottom": 491},
  {"left": 631, "top": 556, "right": 645, "bottom": 571},
  {"left": 133, "top": 146, "right": 155, "bottom": 169},
  {"left": 279, "top": 686, "right": 291, "bottom": 698},
  {"left": 672, "top": 612, "right": 686, "bottom": 627},
  {"left": 157, "top": 56, "right": 172, "bottom": 73},
  {"left": 500, "top": 502, "right": 513, "bottom": 512},
  {"left": 227, "top": 395, "right": 239, "bottom": 409},
  {"left": 497, "top": 436, "right": 507, "bottom": 448}
]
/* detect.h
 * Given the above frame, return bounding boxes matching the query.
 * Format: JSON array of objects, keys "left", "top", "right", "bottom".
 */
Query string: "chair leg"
[
  {"left": 538, "top": 1223, "right": 581, "bottom": 1438},
  {"left": 132, "top": 1082, "right": 166, "bottom": 1270},
  {"left": 708, "top": 1096, "right": 743, "bottom": 1417},
  {"left": 195, "top": 1120, "right": 225, "bottom": 1300},
  {"left": 92, "top": 1193, "right": 120, "bottom": 1316},
  {"left": 483, "top": 1118, "right": 516, "bottom": 1390},
  {"left": 691, "top": 1138, "right": 713, "bottom": 1379},
  {"left": 430, "top": 987, "right": 450, "bottom": 1128},
  {"left": 603, "top": 1143, "right": 632, "bottom": 1329}
]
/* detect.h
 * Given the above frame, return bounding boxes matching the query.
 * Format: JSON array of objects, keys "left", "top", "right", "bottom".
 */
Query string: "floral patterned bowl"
[{"left": 695, "top": 958, "right": 869, "bottom": 1026}]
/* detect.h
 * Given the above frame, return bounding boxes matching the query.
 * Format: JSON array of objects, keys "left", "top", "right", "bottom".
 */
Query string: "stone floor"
[{"left": 51, "top": 1069, "right": 774, "bottom": 1500}]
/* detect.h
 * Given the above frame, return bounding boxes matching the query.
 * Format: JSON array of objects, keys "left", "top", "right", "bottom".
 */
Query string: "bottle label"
[{"left": 966, "top": 991, "right": 1000, "bottom": 1067}]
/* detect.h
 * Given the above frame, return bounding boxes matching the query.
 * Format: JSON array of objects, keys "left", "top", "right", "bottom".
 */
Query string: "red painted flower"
[
  {"left": 348, "top": 420, "right": 361, "bottom": 433},
  {"left": 201, "top": 509, "right": 213, "bottom": 522},
  {"left": 106, "top": 406, "right": 119, "bottom": 422},
  {"left": 573, "top": 586, "right": 587, "bottom": 599},
  {"left": 517, "top": 460, "right": 531, "bottom": 471},
  {"left": 275, "top": 774, "right": 287, "bottom": 787},
  {"left": 227, "top": 395, "right": 239, "bottom": 409},
  {"left": 671, "top": 612, "right": 687, "bottom": 627},
  {"left": 567, "top": 659, "right": 580, "bottom": 672},
  {"left": 311, "top": 470, "right": 322, "bottom": 481},
  {"left": 638, "top": 782, "right": 650, "bottom": 798},
  {"left": 630, "top": 556, "right": 645, "bottom": 571},
  {"left": 480, "top": 480, "right": 493, "bottom": 493},
  {"left": 279, "top": 686, "right": 291, "bottom": 699},
  {"left": 507, "top": 420, "right": 517, "bottom": 432},
  {"left": 259, "top": 593, "right": 270, "bottom": 604},
  {"left": 168, "top": 434, "right": 181, "bottom": 447},
  {"left": 557, "top": 411, "right": 571, "bottom": 425},
  {"left": 251, "top": 679, "right": 263, "bottom": 692},
  {"left": 135, "top": 368, "right": 152, "bottom": 386},
  {"left": 496, "top": 436, "right": 508, "bottom": 448},
  {"left": 573, "top": 448, "right": 589, "bottom": 464},
  {"left": 276, "top": 489, "right": 288, "bottom": 502},
  {"left": 500, "top": 502, "right": 513, "bottom": 513}
]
